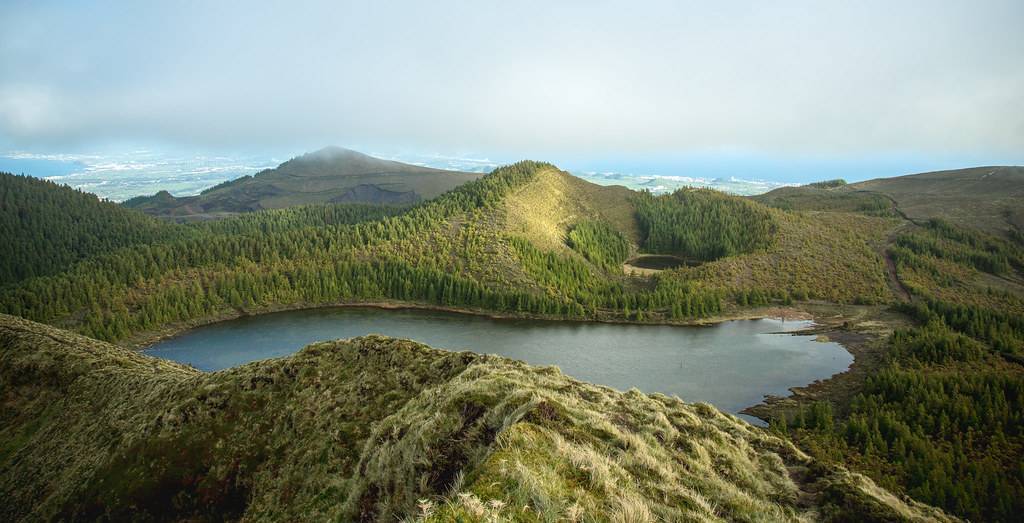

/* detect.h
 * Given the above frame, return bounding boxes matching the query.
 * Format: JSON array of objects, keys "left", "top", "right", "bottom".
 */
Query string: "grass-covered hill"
[
  {"left": 0, "top": 313, "right": 954, "bottom": 522},
  {"left": 756, "top": 166, "right": 1024, "bottom": 238},
  {"left": 123, "top": 147, "right": 483, "bottom": 219},
  {"left": 751, "top": 181, "right": 896, "bottom": 217},
  {"left": 0, "top": 172, "right": 189, "bottom": 286}
]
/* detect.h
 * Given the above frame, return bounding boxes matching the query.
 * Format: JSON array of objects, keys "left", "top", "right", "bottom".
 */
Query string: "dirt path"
[
  {"left": 882, "top": 240, "right": 912, "bottom": 302},
  {"left": 869, "top": 195, "right": 914, "bottom": 303}
]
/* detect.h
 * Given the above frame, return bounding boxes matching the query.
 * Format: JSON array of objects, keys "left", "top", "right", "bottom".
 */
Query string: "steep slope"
[
  {"left": 0, "top": 172, "right": 187, "bottom": 286},
  {"left": 500, "top": 166, "right": 642, "bottom": 251},
  {"left": 0, "top": 313, "right": 954, "bottom": 522},
  {"left": 123, "top": 147, "right": 484, "bottom": 219}
]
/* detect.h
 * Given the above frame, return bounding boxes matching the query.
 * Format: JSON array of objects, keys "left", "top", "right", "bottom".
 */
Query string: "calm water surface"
[{"left": 145, "top": 307, "right": 851, "bottom": 420}]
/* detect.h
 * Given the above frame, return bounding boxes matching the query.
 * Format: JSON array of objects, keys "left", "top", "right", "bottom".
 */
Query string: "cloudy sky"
[{"left": 1, "top": 1, "right": 1022, "bottom": 181}]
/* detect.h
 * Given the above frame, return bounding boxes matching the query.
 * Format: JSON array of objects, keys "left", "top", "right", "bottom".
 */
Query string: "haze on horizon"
[{"left": 1, "top": 0, "right": 1022, "bottom": 182}]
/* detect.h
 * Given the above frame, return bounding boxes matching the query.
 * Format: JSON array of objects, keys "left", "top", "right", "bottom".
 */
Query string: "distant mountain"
[
  {"left": 755, "top": 166, "right": 1024, "bottom": 237},
  {"left": 123, "top": 147, "right": 484, "bottom": 219}
]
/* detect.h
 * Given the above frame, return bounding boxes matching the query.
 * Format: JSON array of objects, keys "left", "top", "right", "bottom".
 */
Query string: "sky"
[{"left": 1, "top": 0, "right": 1022, "bottom": 183}]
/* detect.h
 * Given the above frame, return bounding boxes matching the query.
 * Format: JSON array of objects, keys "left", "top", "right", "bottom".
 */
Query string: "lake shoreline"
[
  {"left": 119, "top": 299, "right": 818, "bottom": 350},
  {"left": 741, "top": 303, "right": 904, "bottom": 424},
  {"left": 122, "top": 299, "right": 873, "bottom": 425},
  {"left": 142, "top": 303, "right": 853, "bottom": 419}
]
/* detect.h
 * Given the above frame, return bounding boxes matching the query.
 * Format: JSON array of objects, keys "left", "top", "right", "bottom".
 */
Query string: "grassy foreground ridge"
[{"left": 0, "top": 314, "right": 952, "bottom": 522}]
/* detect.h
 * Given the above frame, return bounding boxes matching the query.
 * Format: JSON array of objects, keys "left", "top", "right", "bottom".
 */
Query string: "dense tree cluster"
[
  {"left": 633, "top": 188, "right": 776, "bottom": 261},
  {"left": 893, "top": 219, "right": 1020, "bottom": 275},
  {"left": 1, "top": 162, "right": 553, "bottom": 337},
  {"left": 806, "top": 179, "right": 848, "bottom": 188},
  {"left": 2, "top": 161, "right": 720, "bottom": 341},
  {"left": 0, "top": 172, "right": 190, "bottom": 285},
  {"left": 196, "top": 203, "right": 406, "bottom": 236},
  {"left": 507, "top": 235, "right": 723, "bottom": 321},
  {"left": 754, "top": 187, "right": 896, "bottom": 217},
  {"left": 779, "top": 332, "right": 1024, "bottom": 521},
  {"left": 565, "top": 220, "right": 632, "bottom": 271},
  {"left": 899, "top": 299, "right": 1023, "bottom": 355}
]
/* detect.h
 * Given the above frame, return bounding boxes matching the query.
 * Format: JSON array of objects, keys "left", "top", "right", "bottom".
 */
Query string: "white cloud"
[{"left": 0, "top": 1, "right": 1021, "bottom": 157}]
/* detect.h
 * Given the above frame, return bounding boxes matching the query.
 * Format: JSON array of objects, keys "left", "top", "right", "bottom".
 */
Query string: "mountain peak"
[{"left": 302, "top": 146, "right": 371, "bottom": 160}]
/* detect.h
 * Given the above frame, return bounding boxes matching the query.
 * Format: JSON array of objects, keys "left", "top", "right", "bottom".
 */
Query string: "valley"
[
  {"left": 4, "top": 3, "right": 1022, "bottom": 520},
  {"left": 2, "top": 151, "right": 1023, "bottom": 521}
]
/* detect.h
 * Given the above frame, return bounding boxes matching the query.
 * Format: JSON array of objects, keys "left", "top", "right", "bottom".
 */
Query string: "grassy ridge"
[{"left": 0, "top": 314, "right": 954, "bottom": 522}]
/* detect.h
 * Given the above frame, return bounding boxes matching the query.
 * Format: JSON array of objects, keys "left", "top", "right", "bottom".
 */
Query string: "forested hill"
[
  {"left": 0, "top": 161, "right": 893, "bottom": 343},
  {"left": 10, "top": 161, "right": 1010, "bottom": 344},
  {"left": 0, "top": 313, "right": 955, "bottom": 522},
  {"left": 123, "top": 147, "right": 483, "bottom": 219},
  {"left": 755, "top": 166, "right": 1024, "bottom": 238},
  {"left": 2, "top": 159, "right": 1022, "bottom": 519},
  {"left": 0, "top": 172, "right": 187, "bottom": 286}
]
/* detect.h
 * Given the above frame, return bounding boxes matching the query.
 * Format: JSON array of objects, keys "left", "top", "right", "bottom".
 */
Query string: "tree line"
[
  {"left": 0, "top": 172, "right": 191, "bottom": 285},
  {"left": 0, "top": 161, "right": 752, "bottom": 342},
  {"left": 632, "top": 188, "right": 776, "bottom": 261}
]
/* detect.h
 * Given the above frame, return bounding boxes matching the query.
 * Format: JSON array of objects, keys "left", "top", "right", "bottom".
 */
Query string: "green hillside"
[
  {"left": 123, "top": 147, "right": 483, "bottom": 219},
  {"left": 756, "top": 166, "right": 1024, "bottom": 237},
  {"left": 762, "top": 219, "right": 1024, "bottom": 522},
  {"left": 2, "top": 160, "right": 1023, "bottom": 520},
  {"left": 0, "top": 162, "right": 894, "bottom": 343},
  {"left": 0, "top": 313, "right": 954, "bottom": 522},
  {"left": 0, "top": 172, "right": 188, "bottom": 286}
]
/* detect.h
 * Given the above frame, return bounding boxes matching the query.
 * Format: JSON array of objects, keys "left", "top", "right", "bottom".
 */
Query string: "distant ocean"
[{"left": 1, "top": 150, "right": 797, "bottom": 201}]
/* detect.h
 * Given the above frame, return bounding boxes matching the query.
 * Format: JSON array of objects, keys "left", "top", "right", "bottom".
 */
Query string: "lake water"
[{"left": 145, "top": 307, "right": 851, "bottom": 422}]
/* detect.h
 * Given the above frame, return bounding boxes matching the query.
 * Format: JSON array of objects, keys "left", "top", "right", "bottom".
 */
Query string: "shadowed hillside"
[
  {"left": 0, "top": 314, "right": 955, "bottom": 522},
  {"left": 124, "top": 147, "right": 483, "bottom": 219}
]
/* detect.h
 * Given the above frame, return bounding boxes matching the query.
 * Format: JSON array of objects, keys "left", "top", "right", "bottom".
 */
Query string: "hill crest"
[
  {"left": 756, "top": 165, "right": 1024, "bottom": 236},
  {"left": 124, "top": 147, "right": 484, "bottom": 219}
]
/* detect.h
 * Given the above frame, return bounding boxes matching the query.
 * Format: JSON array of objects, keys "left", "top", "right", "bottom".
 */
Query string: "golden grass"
[
  {"left": 0, "top": 314, "right": 955, "bottom": 521},
  {"left": 674, "top": 210, "right": 897, "bottom": 304},
  {"left": 502, "top": 167, "right": 642, "bottom": 252}
]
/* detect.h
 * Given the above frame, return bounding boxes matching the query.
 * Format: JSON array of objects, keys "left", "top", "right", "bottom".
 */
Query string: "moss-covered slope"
[{"left": 0, "top": 314, "right": 951, "bottom": 522}]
